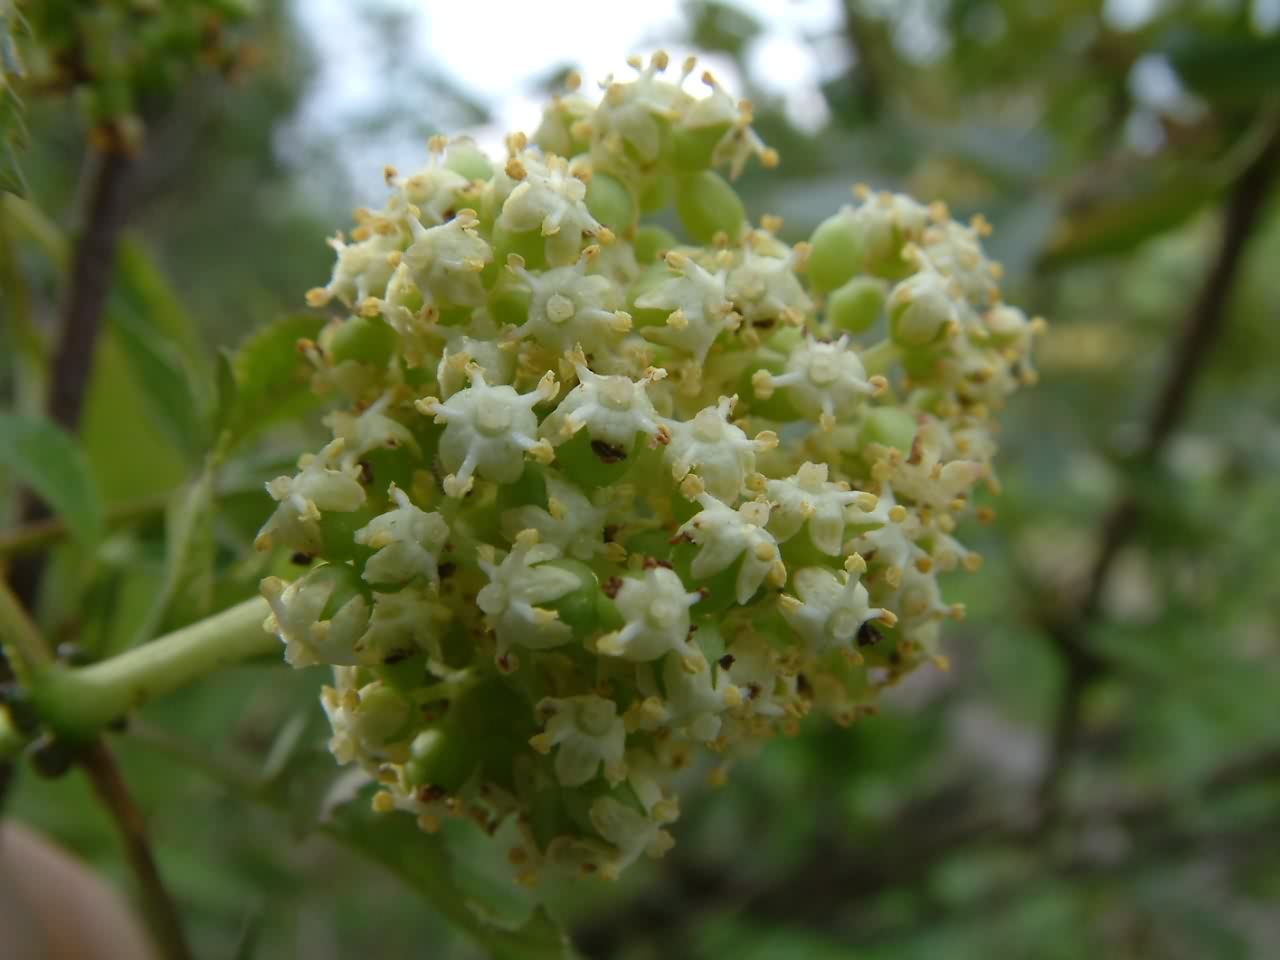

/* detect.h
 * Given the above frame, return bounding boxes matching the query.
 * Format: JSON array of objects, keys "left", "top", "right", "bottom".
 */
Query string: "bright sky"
[
  {"left": 286, "top": 0, "right": 1270, "bottom": 200},
  {"left": 287, "top": 0, "right": 846, "bottom": 195}
]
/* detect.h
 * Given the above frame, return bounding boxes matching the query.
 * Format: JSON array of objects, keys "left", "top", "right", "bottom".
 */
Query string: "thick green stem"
[{"left": 31, "top": 596, "right": 275, "bottom": 741}]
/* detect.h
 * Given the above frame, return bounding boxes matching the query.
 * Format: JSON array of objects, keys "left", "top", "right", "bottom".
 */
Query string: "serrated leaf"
[
  {"left": 220, "top": 313, "right": 326, "bottom": 452},
  {"left": 325, "top": 795, "right": 578, "bottom": 960},
  {"left": 0, "top": 412, "right": 102, "bottom": 545}
]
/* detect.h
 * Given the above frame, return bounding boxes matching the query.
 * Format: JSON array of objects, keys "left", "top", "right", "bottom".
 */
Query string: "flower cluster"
[{"left": 258, "top": 53, "right": 1041, "bottom": 885}]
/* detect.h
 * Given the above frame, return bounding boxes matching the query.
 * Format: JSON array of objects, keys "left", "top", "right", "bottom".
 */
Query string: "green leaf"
[
  {"left": 218, "top": 312, "right": 326, "bottom": 452},
  {"left": 325, "top": 794, "right": 579, "bottom": 960},
  {"left": 1038, "top": 174, "right": 1220, "bottom": 268},
  {"left": 81, "top": 330, "right": 187, "bottom": 504},
  {"left": 1164, "top": 29, "right": 1280, "bottom": 103},
  {"left": 125, "top": 465, "right": 215, "bottom": 649},
  {"left": 109, "top": 238, "right": 214, "bottom": 463},
  {"left": 0, "top": 412, "right": 102, "bottom": 545}
]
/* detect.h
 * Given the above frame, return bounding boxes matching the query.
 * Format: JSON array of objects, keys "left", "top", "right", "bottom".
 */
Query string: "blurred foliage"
[{"left": 3, "top": 0, "right": 1280, "bottom": 958}]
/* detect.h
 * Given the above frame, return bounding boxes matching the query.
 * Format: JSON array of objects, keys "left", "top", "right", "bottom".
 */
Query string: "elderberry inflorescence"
[{"left": 256, "top": 52, "right": 1041, "bottom": 884}]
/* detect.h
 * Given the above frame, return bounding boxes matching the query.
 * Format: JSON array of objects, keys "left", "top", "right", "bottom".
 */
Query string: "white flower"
[
  {"left": 888, "top": 563, "right": 955, "bottom": 634},
  {"left": 505, "top": 252, "right": 632, "bottom": 356},
  {"left": 401, "top": 209, "right": 491, "bottom": 307},
  {"left": 256, "top": 439, "right": 366, "bottom": 554},
  {"left": 588, "top": 796, "right": 675, "bottom": 881},
  {"left": 476, "top": 531, "right": 580, "bottom": 657},
  {"left": 683, "top": 68, "right": 776, "bottom": 178},
  {"left": 779, "top": 562, "right": 894, "bottom": 657},
  {"left": 416, "top": 364, "right": 557, "bottom": 498},
  {"left": 846, "top": 485, "right": 928, "bottom": 590},
  {"left": 388, "top": 162, "right": 472, "bottom": 226},
  {"left": 308, "top": 222, "right": 404, "bottom": 308},
  {"left": 260, "top": 570, "right": 370, "bottom": 668},
  {"left": 631, "top": 650, "right": 741, "bottom": 742},
  {"left": 540, "top": 356, "right": 666, "bottom": 450},
  {"left": 724, "top": 631, "right": 793, "bottom": 717},
  {"left": 325, "top": 391, "right": 419, "bottom": 463},
  {"left": 726, "top": 247, "right": 812, "bottom": 327},
  {"left": 635, "top": 250, "right": 737, "bottom": 364},
  {"left": 353, "top": 584, "right": 449, "bottom": 667},
  {"left": 533, "top": 90, "right": 595, "bottom": 157},
  {"left": 849, "top": 189, "right": 932, "bottom": 269},
  {"left": 597, "top": 565, "right": 701, "bottom": 662},
  {"left": 502, "top": 472, "right": 610, "bottom": 562},
  {"left": 497, "top": 152, "right": 602, "bottom": 264},
  {"left": 321, "top": 672, "right": 411, "bottom": 766},
  {"left": 888, "top": 269, "right": 957, "bottom": 346},
  {"left": 354, "top": 485, "right": 449, "bottom": 585},
  {"left": 530, "top": 694, "right": 627, "bottom": 787},
  {"left": 766, "top": 461, "right": 878, "bottom": 556},
  {"left": 435, "top": 329, "right": 516, "bottom": 399},
  {"left": 663, "top": 395, "right": 768, "bottom": 503},
  {"left": 753, "top": 336, "right": 880, "bottom": 429},
  {"left": 622, "top": 748, "right": 681, "bottom": 824},
  {"left": 592, "top": 52, "right": 688, "bottom": 165},
  {"left": 677, "top": 493, "right": 785, "bottom": 604},
  {"left": 920, "top": 216, "right": 1001, "bottom": 305},
  {"left": 884, "top": 420, "right": 986, "bottom": 512}
]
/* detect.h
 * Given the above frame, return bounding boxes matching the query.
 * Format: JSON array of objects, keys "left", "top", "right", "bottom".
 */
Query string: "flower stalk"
[{"left": 24, "top": 596, "right": 274, "bottom": 742}]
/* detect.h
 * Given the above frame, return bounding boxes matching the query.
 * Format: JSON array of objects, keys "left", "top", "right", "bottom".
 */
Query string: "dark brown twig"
[
  {"left": 0, "top": 137, "right": 193, "bottom": 958},
  {"left": 7, "top": 146, "right": 136, "bottom": 610},
  {"left": 81, "top": 741, "right": 193, "bottom": 960}
]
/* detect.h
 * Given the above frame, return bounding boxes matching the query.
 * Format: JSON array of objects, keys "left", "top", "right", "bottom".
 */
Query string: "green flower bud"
[
  {"left": 637, "top": 176, "right": 672, "bottom": 214},
  {"left": 585, "top": 172, "right": 637, "bottom": 234},
  {"left": 633, "top": 224, "right": 678, "bottom": 264},
  {"left": 444, "top": 138, "right": 493, "bottom": 182},
  {"left": 827, "top": 276, "right": 887, "bottom": 335},
  {"left": 674, "top": 171, "right": 745, "bottom": 244},
  {"left": 888, "top": 272, "right": 955, "bottom": 347},
  {"left": 671, "top": 120, "right": 732, "bottom": 171},
  {"left": 808, "top": 212, "right": 864, "bottom": 294},
  {"left": 859, "top": 407, "right": 918, "bottom": 454},
  {"left": 322, "top": 315, "right": 398, "bottom": 368}
]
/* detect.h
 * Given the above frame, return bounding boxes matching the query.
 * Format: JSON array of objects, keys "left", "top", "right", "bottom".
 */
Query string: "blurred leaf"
[
  {"left": 81, "top": 330, "right": 188, "bottom": 503},
  {"left": 126, "top": 465, "right": 215, "bottom": 648},
  {"left": 1039, "top": 173, "right": 1219, "bottom": 267},
  {"left": 325, "top": 796, "right": 578, "bottom": 960},
  {"left": 218, "top": 313, "right": 326, "bottom": 452},
  {"left": 0, "top": 2, "right": 30, "bottom": 195},
  {"left": 110, "top": 238, "right": 214, "bottom": 463},
  {"left": 1164, "top": 29, "right": 1280, "bottom": 103},
  {"left": 439, "top": 816, "right": 539, "bottom": 930},
  {"left": 0, "top": 191, "right": 68, "bottom": 268},
  {"left": 686, "top": 0, "right": 761, "bottom": 59},
  {"left": 0, "top": 411, "right": 102, "bottom": 545}
]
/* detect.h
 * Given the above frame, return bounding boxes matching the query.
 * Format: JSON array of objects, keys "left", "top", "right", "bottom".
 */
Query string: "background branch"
[
  {"left": 80, "top": 741, "right": 193, "bottom": 960},
  {"left": 7, "top": 145, "right": 136, "bottom": 610},
  {"left": 0, "top": 133, "right": 195, "bottom": 959},
  {"left": 1033, "top": 118, "right": 1280, "bottom": 824}
]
